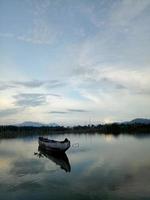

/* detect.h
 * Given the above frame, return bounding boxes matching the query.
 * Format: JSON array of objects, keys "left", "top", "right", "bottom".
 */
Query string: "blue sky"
[{"left": 0, "top": 0, "right": 150, "bottom": 125}]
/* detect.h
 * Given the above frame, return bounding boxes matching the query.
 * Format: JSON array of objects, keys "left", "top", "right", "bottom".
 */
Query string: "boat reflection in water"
[{"left": 36, "top": 146, "right": 71, "bottom": 172}]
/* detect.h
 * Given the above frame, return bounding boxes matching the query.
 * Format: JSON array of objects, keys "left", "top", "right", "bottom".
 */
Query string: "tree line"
[{"left": 0, "top": 123, "right": 150, "bottom": 138}]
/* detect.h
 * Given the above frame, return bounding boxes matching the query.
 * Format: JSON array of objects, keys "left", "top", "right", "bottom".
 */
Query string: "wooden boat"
[
  {"left": 38, "top": 137, "right": 70, "bottom": 152},
  {"left": 38, "top": 146, "right": 71, "bottom": 172}
]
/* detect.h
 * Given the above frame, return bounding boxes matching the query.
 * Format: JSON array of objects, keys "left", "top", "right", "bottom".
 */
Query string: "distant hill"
[
  {"left": 16, "top": 121, "right": 59, "bottom": 127},
  {"left": 123, "top": 118, "right": 150, "bottom": 125},
  {"left": 12, "top": 118, "right": 150, "bottom": 127}
]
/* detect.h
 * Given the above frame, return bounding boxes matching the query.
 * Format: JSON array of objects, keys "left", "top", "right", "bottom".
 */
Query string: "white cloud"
[
  {"left": 17, "top": 20, "right": 61, "bottom": 45},
  {"left": 0, "top": 0, "right": 150, "bottom": 124},
  {"left": 110, "top": 0, "right": 150, "bottom": 26},
  {"left": 0, "top": 0, "right": 61, "bottom": 45}
]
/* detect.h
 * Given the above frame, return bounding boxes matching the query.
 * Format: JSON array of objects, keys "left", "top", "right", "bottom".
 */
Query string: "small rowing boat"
[{"left": 38, "top": 137, "right": 70, "bottom": 152}]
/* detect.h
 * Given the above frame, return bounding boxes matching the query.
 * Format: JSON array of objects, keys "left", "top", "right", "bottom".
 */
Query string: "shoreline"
[{"left": 0, "top": 123, "right": 150, "bottom": 138}]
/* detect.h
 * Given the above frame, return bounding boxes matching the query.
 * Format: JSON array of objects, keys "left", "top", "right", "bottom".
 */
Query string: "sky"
[{"left": 0, "top": 0, "right": 150, "bottom": 125}]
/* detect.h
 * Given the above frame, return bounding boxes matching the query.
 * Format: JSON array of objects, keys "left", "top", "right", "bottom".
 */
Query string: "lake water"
[{"left": 0, "top": 133, "right": 150, "bottom": 200}]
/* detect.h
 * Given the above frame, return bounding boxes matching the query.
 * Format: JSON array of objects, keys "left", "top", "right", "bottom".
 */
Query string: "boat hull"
[{"left": 38, "top": 137, "right": 70, "bottom": 152}]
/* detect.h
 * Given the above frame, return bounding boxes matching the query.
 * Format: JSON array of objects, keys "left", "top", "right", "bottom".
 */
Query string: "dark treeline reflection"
[{"left": 0, "top": 123, "right": 150, "bottom": 138}]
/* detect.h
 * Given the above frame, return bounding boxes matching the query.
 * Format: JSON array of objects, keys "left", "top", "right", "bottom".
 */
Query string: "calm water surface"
[{"left": 0, "top": 133, "right": 150, "bottom": 200}]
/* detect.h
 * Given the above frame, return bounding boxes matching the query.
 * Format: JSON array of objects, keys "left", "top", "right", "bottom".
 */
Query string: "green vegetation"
[{"left": 0, "top": 123, "right": 150, "bottom": 138}]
